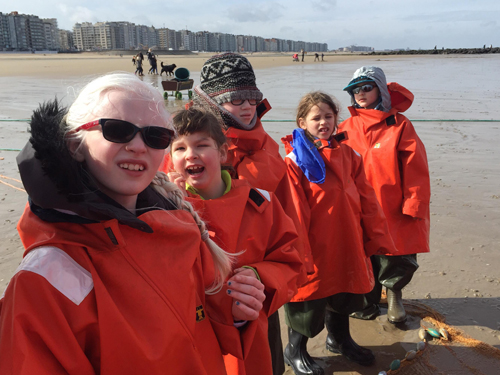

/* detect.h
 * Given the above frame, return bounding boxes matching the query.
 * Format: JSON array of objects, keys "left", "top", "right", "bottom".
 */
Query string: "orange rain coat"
[
  {"left": 0, "top": 205, "right": 237, "bottom": 375},
  {"left": 224, "top": 109, "right": 314, "bottom": 274},
  {"left": 338, "top": 83, "right": 430, "bottom": 256},
  {"left": 282, "top": 136, "right": 398, "bottom": 302},
  {"left": 159, "top": 101, "right": 313, "bottom": 273},
  {"left": 186, "top": 179, "right": 303, "bottom": 375}
]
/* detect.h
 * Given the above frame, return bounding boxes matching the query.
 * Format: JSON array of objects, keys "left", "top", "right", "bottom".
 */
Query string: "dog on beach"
[{"left": 160, "top": 63, "right": 177, "bottom": 76}]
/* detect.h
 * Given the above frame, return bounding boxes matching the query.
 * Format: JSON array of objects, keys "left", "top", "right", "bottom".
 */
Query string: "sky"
[{"left": 5, "top": 0, "right": 500, "bottom": 50}]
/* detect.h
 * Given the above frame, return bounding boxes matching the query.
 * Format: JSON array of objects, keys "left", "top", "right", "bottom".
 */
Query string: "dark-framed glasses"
[
  {"left": 75, "top": 118, "right": 174, "bottom": 149},
  {"left": 229, "top": 99, "right": 260, "bottom": 106}
]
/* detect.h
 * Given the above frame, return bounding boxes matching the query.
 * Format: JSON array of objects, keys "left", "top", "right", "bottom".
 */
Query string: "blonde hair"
[
  {"left": 65, "top": 72, "right": 233, "bottom": 295},
  {"left": 65, "top": 72, "right": 169, "bottom": 142}
]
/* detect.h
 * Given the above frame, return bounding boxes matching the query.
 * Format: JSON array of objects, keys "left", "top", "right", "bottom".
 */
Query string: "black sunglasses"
[
  {"left": 229, "top": 99, "right": 260, "bottom": 106},
  {"left": 76, "top": 118, "right": 174, "bottom": 149},
  {"left": 351, "top": 84, "right": 376, "bottom": 95}
]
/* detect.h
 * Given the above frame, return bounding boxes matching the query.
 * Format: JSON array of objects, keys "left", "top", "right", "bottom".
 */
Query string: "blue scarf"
[{"left": 292, "top": 128, "right": 326, "bottom": 184}]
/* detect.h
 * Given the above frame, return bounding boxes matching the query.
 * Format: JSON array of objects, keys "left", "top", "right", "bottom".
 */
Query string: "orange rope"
[{"left": 0, "top": 174, "right": 25, "bottom": 193}]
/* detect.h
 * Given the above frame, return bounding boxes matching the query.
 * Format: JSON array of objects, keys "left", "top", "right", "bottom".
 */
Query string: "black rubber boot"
[
  {"left": 284, "top": 328, "right": 324, "bottom": 375},
  {"left": 386, "top": 288, "right": 406, "bottom": 324},
  {"left": 324, "top": 310, "right": 375, "bottom": 366}
]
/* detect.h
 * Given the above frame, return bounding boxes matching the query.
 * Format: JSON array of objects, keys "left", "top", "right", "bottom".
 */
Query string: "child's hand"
[
  {"left": 227, "top": 268, "right": 266, "bottom": 322},
  {"left": 167, "top": 172, "right": 187, "bottom": 196}
]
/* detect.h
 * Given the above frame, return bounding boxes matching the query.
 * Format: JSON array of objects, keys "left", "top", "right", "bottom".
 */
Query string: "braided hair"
[{"left": 151, "top": 172, "right": 235, "bottom": 295}]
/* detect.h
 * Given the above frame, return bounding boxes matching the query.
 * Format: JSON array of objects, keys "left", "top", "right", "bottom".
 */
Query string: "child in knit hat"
[{"left": 190, "top": 53, "right": 311, "bottom": 375}]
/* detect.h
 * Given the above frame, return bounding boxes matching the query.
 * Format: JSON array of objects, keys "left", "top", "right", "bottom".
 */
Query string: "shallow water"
[{"left": 1, "top": 55, "right": 500, "bottom": 374}]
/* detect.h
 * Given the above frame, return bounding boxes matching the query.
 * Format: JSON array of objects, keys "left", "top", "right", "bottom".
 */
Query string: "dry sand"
[{"left": 0, "top": 52, "right": 499, "bottom": 375}]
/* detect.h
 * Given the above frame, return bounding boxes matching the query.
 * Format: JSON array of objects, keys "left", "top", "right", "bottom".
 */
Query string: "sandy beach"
[{"left": 1, "top": 52, "right": 499, "bottom": 374}]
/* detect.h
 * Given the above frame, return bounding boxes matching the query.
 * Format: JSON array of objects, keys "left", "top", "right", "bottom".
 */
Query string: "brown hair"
[
  {"left": 171, "top": 108, "right": 227, "bottom": 149},
  {"left": 296, "top": 91, "right": 340, "bottom": 134}
]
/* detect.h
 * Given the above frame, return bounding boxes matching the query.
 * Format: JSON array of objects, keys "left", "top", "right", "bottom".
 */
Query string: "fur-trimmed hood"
[{"left": 17, "top": 99, "right": 174, "bottom": 232}]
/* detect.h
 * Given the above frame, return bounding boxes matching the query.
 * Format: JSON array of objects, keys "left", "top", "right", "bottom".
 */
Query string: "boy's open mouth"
[{"left": 186, "top": 165, "right": 204, "bottom": 175}]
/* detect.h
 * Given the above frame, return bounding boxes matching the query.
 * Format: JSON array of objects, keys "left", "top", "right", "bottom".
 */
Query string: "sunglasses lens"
[
  {"left": 362, "top": 84, "right": 374, "bottom": 92},
  {"left": 248, "top": 99, "right": 258, "bottom": 105},
  {"left": 352, "top": 84, "right": 375, "bottom": 94},
  {"left": 142, "top": 127, "right": 173, "bottom": 149},
  {"left": 102, "top": 120, "right": 136, "bottom": 143},
  {"left": 230, "top": 99, "right": 244, "bottom": 106}
]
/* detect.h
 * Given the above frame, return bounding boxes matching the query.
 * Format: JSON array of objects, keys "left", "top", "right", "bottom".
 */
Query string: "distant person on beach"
[
  {"left": 281, "top": 92, "right": 397, "bottom": 375},
  {"left": 135, "top": 52, "right": 144, "bottom": 76},
  {"left": 321, "top": 53, "right": 324, "bottom": 61},
  {"left": 301, "top": 49, "right": 305, "bottom": 62},
  {"left": 152, "top": 55, "right": 158, "bottom": 74},
  {"left": 338, "top": 66, "right": 430, "bottom": 325},
  {"left": 0, "top": 72, "right": 244, "bottom": 374},
  {"left": 314, "top": 53, "right": 319, "bottom": 61},
  {"left": 167, "top": 52, "right": 309, "bottom": 375},
  {"left": 147, "top": 49, "right": 156, "bottom": 74},
  {"left": 168, "top": 107, "right": 304, "bottom": 375},
  {"left": 148, "top": 54, "right": 158, "bottom": 74}
]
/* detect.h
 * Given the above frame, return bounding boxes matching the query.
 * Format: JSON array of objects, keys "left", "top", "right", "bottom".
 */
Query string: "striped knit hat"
[{"left": 200, "top": 53, "right": 263, "bottom": 105}]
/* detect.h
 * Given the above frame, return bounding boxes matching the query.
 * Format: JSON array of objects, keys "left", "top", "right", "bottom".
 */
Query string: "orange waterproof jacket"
[
  {"left": 0, "top": 206, "right": 235, "bottom": 375},
  {"left": 338, "top": 82, "right": 430, "bottom": 255},
  {"left": 186, "top": 179, "right": 303, "bottom": 375},
  {"left": 159, "top": 105, "right": 314, "bottom": 274},
  {"left": 224, "top": 117, "right": 314, "bottom": 274},
  {"left": 282, "top": 136, "right": 397, "bottom": 302}
]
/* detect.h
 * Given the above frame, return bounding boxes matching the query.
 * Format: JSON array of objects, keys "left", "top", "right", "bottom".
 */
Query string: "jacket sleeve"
[
  {"left": 0, "top": 272, "right": 98, "bottom": 375},
  {"left": 230, "top": 147, "right": 287, "bottom": 193},
  {"left": 245, "top": 192, "right": 304, "bottom": 316},
  {"left": 197, "top": 242, "right": 258, "bottom": 360},
  {"left": 274, "top": 170, "right": 314, "bottom": 275},
  {"left": 397, "top": 117, "right": 431, "bottom": 219},
  {"left": 283, "top": 157, "right": 316, "bottom": 272},
  {"left": 350, "top": 149, "right": 398, "bottom": 257}
]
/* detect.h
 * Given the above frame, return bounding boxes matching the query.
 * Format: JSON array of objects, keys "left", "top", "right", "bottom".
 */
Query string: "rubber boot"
[
  {"left": 386, "top": 288, "right": 406, "bottom": 324},
  {"left": 325, "top": 310, "right": 375, "bottom": 366},
  {"left": 349, "top": 304, "right": 380, "bottom": 320},
  {"left": 284, "top": 328, "right": 324, "bottom": 375}
]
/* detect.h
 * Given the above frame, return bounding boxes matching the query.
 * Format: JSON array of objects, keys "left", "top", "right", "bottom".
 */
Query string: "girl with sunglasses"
[
  {"left": 162, "top": 53, "right": 312, "bottom": 375},
  {"left": 0, "top": 73, "right": 240, "bottom": 375},
  {"left": 281, "top": 92, "right": 397, "bottom": 375},
  {"left": 168, "top": 107, "right": 303, "bottom": 375},
  {"left": 338, "top": 66, "right": 430, "bottom": 325}
]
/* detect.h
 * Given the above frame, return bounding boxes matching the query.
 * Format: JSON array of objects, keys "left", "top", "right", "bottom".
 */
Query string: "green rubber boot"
[{"left": 386, "top": 288, "right": 406, "bottom": 324}]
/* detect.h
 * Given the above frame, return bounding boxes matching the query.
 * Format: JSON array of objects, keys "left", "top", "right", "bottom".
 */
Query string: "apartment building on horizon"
[{"left": 1, "top": 11, "right": 328, "bottom": 53}]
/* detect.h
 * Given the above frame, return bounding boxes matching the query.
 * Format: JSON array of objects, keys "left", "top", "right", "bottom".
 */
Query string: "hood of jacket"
[
  {"left": 347, "top": 82, "right": 414, "bottom": 120},
  {"left": 17, "top": 99, "right": 175, "bottom": 233},
  {"left": 344, "top": 66, "right": 393, "bottom": 112}
]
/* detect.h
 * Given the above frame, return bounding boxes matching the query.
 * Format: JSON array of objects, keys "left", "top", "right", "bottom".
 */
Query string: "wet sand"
[{"left": 1, "top": 53, "right": 499, "bottom": 374}]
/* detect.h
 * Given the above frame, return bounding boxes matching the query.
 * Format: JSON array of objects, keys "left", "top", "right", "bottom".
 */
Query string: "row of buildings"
[
  {"left": 0, "top": 11, "right": 328, "bottom": 53},
  {"left": 0, "top": 12, "right": 72, "bottom": 51},
  {"left": 72, "top": 21, "right": 327, "bottom": 53}
]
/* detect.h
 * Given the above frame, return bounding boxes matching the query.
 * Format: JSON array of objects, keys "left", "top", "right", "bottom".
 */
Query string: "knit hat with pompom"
[{"left": 200, "top": 53, "right": 263, "bottom": 105}]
